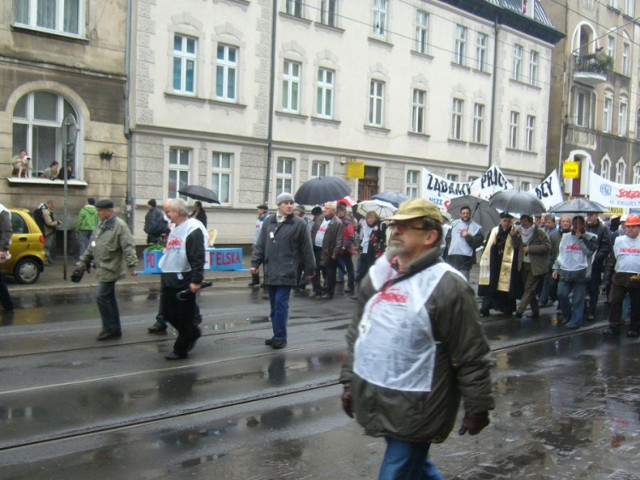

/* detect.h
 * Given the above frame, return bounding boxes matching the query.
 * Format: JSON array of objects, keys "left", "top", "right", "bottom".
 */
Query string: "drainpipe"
[
  {"left": 124, "top": 0, "right": 133, "bottom": 230},
  {"left": 264, "top": 0, "right": 277, "bottom": 204},
  {"left": 488, "top": 16, "right": 499, "bottom": 168}
]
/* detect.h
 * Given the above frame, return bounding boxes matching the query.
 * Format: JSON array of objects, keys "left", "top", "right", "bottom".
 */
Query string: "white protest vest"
[
  {"left": 448, "top": 219, "right": 481, "bottom": 257},
  {"left": 354, "top": 256, "right": 463, "bottom": 392},
  {"left": 557, "top": 233, "right": 593, "bottom": 271},
  {"left": 614, "top": 235, "right": 640, "bottom": 273},
  {"left": 159, "top": 218, "right": 208, "bottom": 273}
]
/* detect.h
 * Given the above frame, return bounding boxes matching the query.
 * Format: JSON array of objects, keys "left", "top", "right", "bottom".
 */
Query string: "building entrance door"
[{"left": 358, "top": 166, "right": 379, "bottom": 201}]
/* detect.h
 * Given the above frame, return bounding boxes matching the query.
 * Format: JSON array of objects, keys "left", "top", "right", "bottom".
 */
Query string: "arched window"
[
  {"left": 616, "top": 159, "right": 626, "bottom": 183},
  {"left": 633, "top": 163, "right": 640, "bottom": 184},
  {"left": 12, "top": 91, "right": 79, "bottom": 178},
  {"left": 601, "top": 157, "right": 611, "bottom": 180}
]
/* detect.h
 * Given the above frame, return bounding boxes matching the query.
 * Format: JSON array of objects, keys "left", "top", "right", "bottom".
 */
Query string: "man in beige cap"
[{"left": 339, "top": 198, "right": 494, "bottom": 478}]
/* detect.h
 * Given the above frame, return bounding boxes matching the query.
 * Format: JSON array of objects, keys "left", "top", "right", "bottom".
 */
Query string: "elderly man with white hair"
[
  {"left": 310, "top": 201, "right": 343, "bottom": 299},
  {"left": 159, "top": 198, "right": 208, "bottom": 360}
]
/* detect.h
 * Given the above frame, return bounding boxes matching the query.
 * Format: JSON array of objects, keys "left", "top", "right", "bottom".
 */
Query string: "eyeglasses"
[{"left": 389, "top": 221, "right": 428, "bottom": 232}]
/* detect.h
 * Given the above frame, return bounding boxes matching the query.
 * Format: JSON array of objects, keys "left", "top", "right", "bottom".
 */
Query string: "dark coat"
[
  {"left": 514, "top": 226, "right": 551, "bottom": 276},
  {"left": 311, "top": 215, "right": 343, "bottom": 266},
  {"left": 251, "top": 214, "right": 316, "bottom": 286}
]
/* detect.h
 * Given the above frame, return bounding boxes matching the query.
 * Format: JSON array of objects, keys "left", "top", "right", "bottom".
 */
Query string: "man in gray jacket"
[
  {"left": 251, "top": 193, "right": 315, "bottom": 349},
  {"left": 79, "top": 199, "right": 138, "bottom": 340},
  {"left": 340, "top": 198, "right": 494, "bottom": 479}
]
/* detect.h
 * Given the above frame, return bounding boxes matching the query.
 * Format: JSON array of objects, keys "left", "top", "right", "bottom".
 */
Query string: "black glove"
[
  {"left": 458, "top": 411, "right": 489, "bottom": 435},
  {"left": 341, "top": 384, "right": 353, "bottom": 418},
  {"left": 70, "top": 267, "right": 85, "bottom": 283}
]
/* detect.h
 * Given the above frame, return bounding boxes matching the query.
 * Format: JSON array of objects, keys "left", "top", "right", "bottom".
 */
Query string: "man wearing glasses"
[{"left": 339, "top": 198, "right": 494, "bottom": 479}]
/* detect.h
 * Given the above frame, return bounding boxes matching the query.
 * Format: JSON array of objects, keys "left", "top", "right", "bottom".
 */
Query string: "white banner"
[
  {"left": 421, "top": 168, "right": 473, "bottom": 209},
  {"left": 469, "top": 164, "right": 513, "bottom": 200},
  {"left": 589, "top": 171, "right": 640, "bottom": 209},
  {"left": 532, "top": 170, "right": 563, "bottom": 210}
]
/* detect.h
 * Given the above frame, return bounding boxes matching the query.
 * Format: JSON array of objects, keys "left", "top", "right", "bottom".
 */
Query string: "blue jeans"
[
  {"left": 77, "top": 230, "right": 92, "bottom": 259},
  {"left": 96, "top": 281, "right": 121, "bottom": 333},
  {"left": 268, "top": 286, "right": 291, "bottom": 340},
  {"left": 557, "top": 280, "right": 587, "bottom": 327},
  {"left": 378, "top": 437, "right": 444, "bottom": 480}
]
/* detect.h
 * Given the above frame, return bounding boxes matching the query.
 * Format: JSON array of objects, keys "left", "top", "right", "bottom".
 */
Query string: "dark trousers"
[
  {"left": 312, "top": 246, "right": 324, "bottom": 293},
  {"left": 517, "top": 263, "right": 543, "bottom": 315},
  {"left": 0, "top": 273, "right": 14, "bottom": 311},
  {"left": 96, "top": 281, "right": 120, "bottom": 333},
  {"left": 268, "top": 285, "right": 292, "bottom": 340},
  {"left": 587, "top": 265, "right": 604, "bottom": 317},
  {"left": 446, "top": 254, "right": 473, "bottom": 280},
  {"left": 338, "top": 253, "right": 355, "bottom": 290},
  {"left": 162, "top": 286, "right": 198, "bottom": 356},
  {"left": 609, "top": 284, "right": 640, "bottom": 332},
  {"left": 314, "top": 259, "right": 338, "bottom": 297}
]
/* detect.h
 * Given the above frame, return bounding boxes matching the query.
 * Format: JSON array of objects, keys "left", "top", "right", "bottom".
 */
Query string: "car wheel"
[{"left": 14, "top": 258, "right": 40, "bottom": 284}]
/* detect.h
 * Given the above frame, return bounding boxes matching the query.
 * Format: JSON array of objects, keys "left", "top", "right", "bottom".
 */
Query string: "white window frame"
[
  {"left": 622, "top": 43, "right": 630, "bottom": 76},
  {"left": 603, "top": 95, "right": 613, "bottom": 133},
  {"left": 316, "top": 68, "right": 334, "bottom": 118},
  {"left": 525, "top": 115, "right": 535, "bottom": 152},
  {"left": 529, "top": 50, "right": 539, "bottom": 85},
  {"left": 286, "top": 0, "right": 302, "bottom": 17},
  {"left": 406, "top": 169, "right": 420, "bottom": 198},
  {"left": 616, "top": 159, "right": 626, "bottom": 183},
  {"left": 454, "top": 25, "right": 467, "bottom": 65},
  {"left": 311, "top": 160, "right": 330, "bottom": 178},
  {"left": 476, "top": 33, "right": 488, "bottom": 72},
  {"left": 320, "top": 0, "right": 338, "bottom": 27},
  {"left": 368, "top": 79, "right": 385, "bottom": 126},
  {"left": 282, "top": 60, "right": 301, "bottom": 113},
  {"left": 509, "top": 111, "right": 520, "bottom": 149},
  {"left": 13, "top": 0, "right": 84, "bottom": 36},
  {"left": 415, "top": 10, "right": 429, "bottom": 54},
  {"left": 372, "top": 0, "right": 388, "bottom": 37},
  {"left": 626, "top": 0, "right": 634, "bottom": 16},
  {"left": 276, "top": 157, "right": 295, "bottom": 195},
  {"left": 169, "top": 148, "right": 191, "bottom": 199},
  {"left": 211, "top": 152, "right": 232, "bottom": 204},
  {"left": 411, "top": 88, "right": 426, "bottom": 134},
  {"left": 633, "top": 163, "right": 640, "bottom": 183},
  {"left": 601, "top": 157, "right": 612, "bottom": 180},
  {"left": 446, "top": 173, "right": 459, "bottom": 182},
  {"left": 450, "top": 98, "right": 464, "bottom": 140},
  {"left": 216, "top": 44, "right": 238, "bottom": 101},
  {"left": 521, "top": 181, "right": 531, "bottom": 191},
  {"left": 607, "top": 35, "right": 615, "bottom": 59},
  {"left": 512, "top": 44, "right": 523, "bottom": 81},
  {"left": 619, "top": 99, "right": 628, "bottom": 136},
  {"left": 473, "top": 103, "right": 484, "bottom": 144},
  {"left": 173, "top": 34, "right": 197, "bottom": 95}
]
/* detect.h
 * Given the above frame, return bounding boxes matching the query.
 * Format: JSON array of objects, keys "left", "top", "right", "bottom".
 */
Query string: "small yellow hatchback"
[{"left": 0, "top": 209, "right": 46, "bottom": 284}]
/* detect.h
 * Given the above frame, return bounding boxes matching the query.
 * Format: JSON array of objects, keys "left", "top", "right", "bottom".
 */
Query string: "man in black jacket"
[
  {"left": 158, "top": 198, "right": 207, "bottom": 360},
  {"left": 586, "top": 213, "right": 611, "bottom": 321},
  {"left": 251, "top": 193, "right": 316, "bottom": 349}
]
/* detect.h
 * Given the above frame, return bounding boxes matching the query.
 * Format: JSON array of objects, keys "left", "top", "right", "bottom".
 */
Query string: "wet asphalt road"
[{"left": 0, "top": 281, "right": 639, "bottom": 479}]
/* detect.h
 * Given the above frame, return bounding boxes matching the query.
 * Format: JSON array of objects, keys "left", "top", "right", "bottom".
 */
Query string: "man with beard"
[
  {"left": 445, "top": 205, "right": 483, "bottom": 280},
  {"left": 478, "top": 212, "right": 522, "bottom": 317}
]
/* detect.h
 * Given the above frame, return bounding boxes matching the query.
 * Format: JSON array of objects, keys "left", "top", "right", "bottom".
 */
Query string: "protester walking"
[
  {"left": 158, "top": 198, "right": 208, "bottom": 360},
  {"left": 78, "top": 200, "right": 138, "bottom": 340},
  {"left": 586, "top": 213, "right": 611, "bottom": 321},
  {"left": 249, "top": 204, "right": 269, "bottom": 287},
  {"left": 552, "top": 215, "right": 598, "bottom": 330},
  {"left": 75, "top": 197, "right": 98, "bottom": 259},
  {"left": 340, "top": 198, "right": 494, "bottom": 479},
  {"left": 250, "top": 193, "right": 315, "bottom": 349},
  {"left": 310, "top": 202, "right": 343, "bottom": 299},
  {"left": 445, "top": 205, "right": 483, "bottom": 280},
  {"left": 336, "top": 203, "right": 355, "bottom": 294}
]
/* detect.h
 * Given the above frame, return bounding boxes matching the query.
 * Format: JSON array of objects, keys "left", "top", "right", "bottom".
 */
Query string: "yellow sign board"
[
  {"left": 346, "top": 161, "right": 365, "bottom": 179},
  {"left": 563, "top": 161, "right": 580, "bottom": 179}
]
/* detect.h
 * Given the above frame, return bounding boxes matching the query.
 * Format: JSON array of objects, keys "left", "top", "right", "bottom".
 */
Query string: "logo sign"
[
  {"left": 563, "top": 161, "right": 580, "bottom": 179},
  {"left": 346, "top": 161, "right": 365, "bottom": 179},
  {"left": 589, "top": 171, "right": 640, "bottom": 209}
]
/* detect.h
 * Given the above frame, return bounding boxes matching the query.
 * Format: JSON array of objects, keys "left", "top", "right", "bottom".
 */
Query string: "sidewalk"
[{"left": 6, "top": 256, "right": 253, "bottom": 294}]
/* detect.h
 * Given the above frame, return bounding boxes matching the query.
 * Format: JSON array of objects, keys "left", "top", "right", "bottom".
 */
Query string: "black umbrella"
[
  {"left": 294, "top": 176, "right": 351, "bottom": 205},
  {"left": 489, "top": 190, "right": 546, "bottom": 215},
  {"left": 178, "top": 185, "right": 221, "bottom": 204},
  {"left": 447, "top": 195, "right": 500, "bottom": 233},
  {"left": 372, "top": 191, "right": 409, "bottom": 207},
  {"left": 548, "top": 198, "right": 607, "bottom": 214}
]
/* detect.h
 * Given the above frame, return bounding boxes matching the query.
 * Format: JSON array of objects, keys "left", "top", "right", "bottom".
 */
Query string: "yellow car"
[{"left": 0, "top": 209, "right": 46, "bottom": 284}]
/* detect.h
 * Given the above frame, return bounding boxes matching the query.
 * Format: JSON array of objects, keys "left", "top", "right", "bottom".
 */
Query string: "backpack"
[{"left": 33, "top": 205, "right": 46, "bottom": 234}]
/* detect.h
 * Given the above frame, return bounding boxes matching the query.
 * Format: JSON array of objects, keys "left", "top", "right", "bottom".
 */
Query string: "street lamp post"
[{"left": 61, "top": 114, "right": 78, "bottom": 280}]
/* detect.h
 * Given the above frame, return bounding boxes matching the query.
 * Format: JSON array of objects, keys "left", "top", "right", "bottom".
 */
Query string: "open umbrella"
[
  {"left": 447, "top": 195, "right": 499, "bottom": 233},
  {"left": 357, "top": 199, "right": 397, "bottom": 219},
  {"left": 178, "top": 185, "right": 221, "bottom": 204},
  {"left": 489, "top": 190, "right": 546, "bottom": 215},
  {"left": 294, "top": 176, "right": 351, "bottom": 205},
  {"left": 372, "top": 191, "right": 409, "bottom": 207},
  {"left": 548, "top": 198, "right": 607, "bottom": 214}
]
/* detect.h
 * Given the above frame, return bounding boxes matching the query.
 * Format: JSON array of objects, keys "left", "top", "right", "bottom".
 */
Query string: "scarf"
[{"left": 519, "top": 224, "right": 535, "bottom": 245}]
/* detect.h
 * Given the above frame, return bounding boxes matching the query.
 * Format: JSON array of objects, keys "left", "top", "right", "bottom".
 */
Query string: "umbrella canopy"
[
  {"left": 447, "top": 195, "right": 500, "bottom": 233},
  {"left": 294, "top": 176, "right": 351, "bottom": 205},
  {"left": 371, "top": 191, "right": 409, "bottom": 207},
  {"left": 357, "top": 199, "right": 397, "bottom": 219},
  {"left": 178, "top": 185, "right": 221, "bottom": 204},
  {"left": 548, "top": 198, "right": 607, "bottom": 214},
  {"left": 489, "top": 190, "right": 546, "bottom": 215}
]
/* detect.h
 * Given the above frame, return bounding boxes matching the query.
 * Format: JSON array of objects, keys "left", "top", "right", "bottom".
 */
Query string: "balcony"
[
  {"left": 573, "top": 52, "right": 611, "bottom": 87},
  {"left": 565, "top": 124, "right": 597, "bottom": 150}
]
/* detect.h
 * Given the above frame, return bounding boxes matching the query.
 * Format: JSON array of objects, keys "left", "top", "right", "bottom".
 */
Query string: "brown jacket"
[
  {"left": 311, "top": 215, "right": 343, "bottom": 266},
  {"left": 514, "top": 226, "right": 550, "bottom": 276}
]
